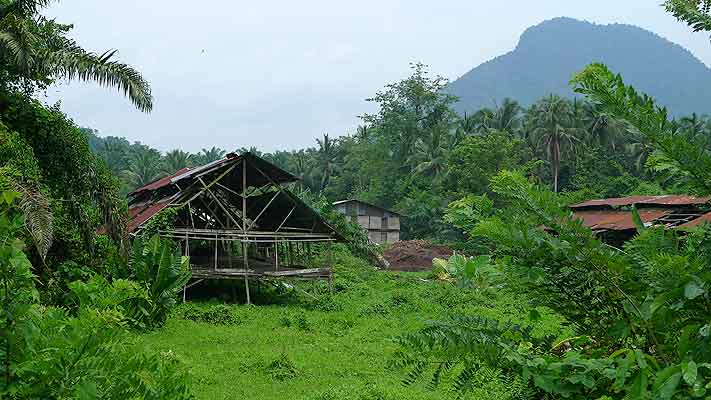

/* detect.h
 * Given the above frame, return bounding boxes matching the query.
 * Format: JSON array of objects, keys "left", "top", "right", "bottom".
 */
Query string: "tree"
[
  {"left": 191, "top": 146, "right": 225, "bottom": 166},
  {"left": 490, "top": 98, "right": 522, "bottom": 134},
  {"left": 122, "top": 148, "right": 163, "bottom": 189},
  {"left": 162, "top": 149, "right": 190, "bottom": 175},
  {"left": 0, "top": 0, "right": 152, "bottom": 111},
  {"left": 315, "top": 133, "right": 339, "bottom": 191},
  {"left": 528, "top": 95, "right": 583, "bottom": 192}
]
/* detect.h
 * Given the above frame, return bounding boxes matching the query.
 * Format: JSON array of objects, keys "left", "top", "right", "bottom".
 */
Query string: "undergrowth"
[{"left": 139, "top": 247, "right": 568, "bottom": 400}]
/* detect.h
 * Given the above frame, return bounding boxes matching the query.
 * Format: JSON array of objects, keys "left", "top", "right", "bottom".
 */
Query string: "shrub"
[
  {"left": 128, "top": 235, "right": 192, "bottom": 328},
  {"left": 182, "top": 304, "right": 241, "bottom": 325},
  {"left": 0, "top": 189, "right": 194, "bottom": 399},
  {"left": 265, "top": 353, "right": 299, "bottom": 380}
]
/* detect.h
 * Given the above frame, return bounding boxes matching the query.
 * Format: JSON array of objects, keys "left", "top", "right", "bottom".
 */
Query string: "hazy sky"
[{"left": 43, "top": 1, "right": 711, "bottom": 153}]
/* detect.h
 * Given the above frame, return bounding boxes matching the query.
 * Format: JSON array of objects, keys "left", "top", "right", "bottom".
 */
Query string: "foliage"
[
  {"left": 406, "top": 168, "right": 711, "bottom": 398},
  {"left": 571, "top": 63, "right": 711, "bottom": 194},
  {"left": 127, "top": 235, "right": 191, "bottom": 328},
  {"left": 0, "top": 189, "right": 193, "bottom": 399},
  {"left": 140, "top": 246, "right": 567, "bottom": 400},
  {"left": 664, "top": 0, "right": 711, "bottom": 35},
  {"left": 182, "top": 303, "right": 241, "bottom": 325},
  {"left": 0, "top": 0, "right": 152, "bottom": 110},
  {"left": 432, "top": 253, "right": 501, "bottom": 293}
]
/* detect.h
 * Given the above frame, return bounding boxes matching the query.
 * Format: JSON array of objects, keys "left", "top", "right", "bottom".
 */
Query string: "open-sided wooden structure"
[{"left": 127, "top": 152, "right": 342, "bottom": 303}]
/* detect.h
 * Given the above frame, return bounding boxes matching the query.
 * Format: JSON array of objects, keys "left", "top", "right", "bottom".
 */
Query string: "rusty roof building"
[
  {"left": 127, "top": 152, "right": 342, "bottom": 303},
  {"left": 570, "top": 195, "right": 711, "bottom": 244}
]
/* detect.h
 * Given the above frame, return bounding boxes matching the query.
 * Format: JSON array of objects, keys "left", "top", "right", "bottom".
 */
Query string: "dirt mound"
[{"left": 383, "top": 240, "right": 453, "bottom": 272}]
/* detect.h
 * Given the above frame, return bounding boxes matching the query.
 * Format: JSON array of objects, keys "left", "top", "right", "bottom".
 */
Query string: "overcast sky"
[{"left": 43, "top": 1, "right": 711, "bottom": 153}]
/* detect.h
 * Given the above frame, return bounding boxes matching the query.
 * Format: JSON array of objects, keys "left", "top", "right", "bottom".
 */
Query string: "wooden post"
[
  {"left": 183, "top": 236, "right": 190, "bottom": 302},
  {"left": 327, "top": 241, "right": 333, "bottom": 294},
  {"left": 275, "top": 241, "right": 279, "bottom": 271},
  {"left": 214, "top": 234, "right": 218, "bottom": 270},
  {"left": 242, "top": 159, "right": 251, "bottom": 305}
]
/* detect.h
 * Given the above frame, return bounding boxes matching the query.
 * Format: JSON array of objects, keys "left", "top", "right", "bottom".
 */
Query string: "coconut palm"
[
  {"left": 408, "top": 127, "right": 450, "bottom": 178},
  {"left": 0, "top": 0, "right": 152, "bottom": 111},
  {"left": 122, "top": 148, "right": 163, "bottom": 189},
  {"left": 528, "top": 95, "right": 583, "bottom": 192},
  {"left": 315, "top": 134, "right": 339, "bottom": 191},
  {"left": 490, "top": 98, "right": 522, "bottom": 134},
  {"left": 162, "top": 149, "right": 191, "bottom": 175},
  {"left": 191, "top": 147, "right": 226, "bottom": 166}
]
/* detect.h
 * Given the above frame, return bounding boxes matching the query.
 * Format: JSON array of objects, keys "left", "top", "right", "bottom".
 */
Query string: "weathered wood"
[{"left": 242, "top": 159, "right": 251, "bottom": 305}]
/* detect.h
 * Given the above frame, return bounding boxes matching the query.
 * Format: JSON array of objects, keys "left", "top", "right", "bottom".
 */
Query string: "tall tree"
[
  {"left": 528, "top": 95, "right": 583, "bottom": 192},
  {"left": 191, "top": 147, "right": 225, "bottom": 166},
  {"left": 315, "top": 133, "right": 339, "bottom": 191},
  {"left": 162, "top": 149, "right": 191, "bottom": 175},
  {"left": 122, "top": 148, "right": 163, "bottom": 189}
]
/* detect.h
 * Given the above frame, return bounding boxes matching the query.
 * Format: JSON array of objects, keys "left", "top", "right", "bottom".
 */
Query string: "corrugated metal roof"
[
  {"left": 127, "top": 197, "right": 174, "bottom": 233},
  {"left": 573, "top": 209, "right": 671, "bottom": 231},
  {"left": 679, "top": 212, "right": 711, "bottom": 229},
  {"left": 132, "top": 167, "right": 191, "bottom": 194},
  {"left": 571, "top": 195, "right": 710, "bottom": 209}
]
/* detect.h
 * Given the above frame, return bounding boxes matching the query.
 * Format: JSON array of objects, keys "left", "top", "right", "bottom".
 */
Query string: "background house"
[{"left": 333, "top": 199, "right": 401, "bottom": 244}]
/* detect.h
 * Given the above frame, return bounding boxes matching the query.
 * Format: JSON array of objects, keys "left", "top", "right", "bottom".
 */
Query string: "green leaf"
[
  {"left": 652, "top": 365, "right": 682, "bottom": 400},
  {"left": 682, "top": 360, "right": 697, "bottom": 385},
  {"left": 684, "top": 281, "right": 705, "bottom": 300},
  {"left": 628, "top": 369, "right": 648, "bottom": 400}
]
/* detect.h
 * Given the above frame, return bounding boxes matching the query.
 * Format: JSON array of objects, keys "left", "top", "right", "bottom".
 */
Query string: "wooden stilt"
[{"left": 242, "top": 159, "right": 251, "bottom": 305}]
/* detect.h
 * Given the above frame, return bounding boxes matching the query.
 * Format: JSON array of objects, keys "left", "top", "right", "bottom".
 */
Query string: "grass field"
[{"left": 139, "top": 250, "right": 567, "bottom": 400}]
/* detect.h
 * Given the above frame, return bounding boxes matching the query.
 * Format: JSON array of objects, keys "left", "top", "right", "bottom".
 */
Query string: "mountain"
[{"left": 447, "top": 17, "right": 711, "bottom": 116}]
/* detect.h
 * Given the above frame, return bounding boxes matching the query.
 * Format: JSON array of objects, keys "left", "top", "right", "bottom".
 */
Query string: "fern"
[{"left": 12, "top": 180, "right": 52, "bottom": 260}]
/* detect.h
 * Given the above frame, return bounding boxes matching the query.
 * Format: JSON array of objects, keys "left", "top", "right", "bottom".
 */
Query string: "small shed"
[
  {"left": 570, "top": 195, "right": 711, "bottom": 245},
  {"left": 333, "top": 199, "right": 401, "bottom": 244}
]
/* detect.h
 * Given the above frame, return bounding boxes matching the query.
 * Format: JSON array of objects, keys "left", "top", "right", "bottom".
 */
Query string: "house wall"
[{"left": 334, "top": 200, "right": 400, "bottom": 244}]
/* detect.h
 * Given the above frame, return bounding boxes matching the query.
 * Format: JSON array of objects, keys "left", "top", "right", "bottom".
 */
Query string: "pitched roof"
[
  {"left": 571, "top": 195, "right": 710, "bottom": 210},
  {"left": 332, "top": 199, "right": 402, "bottom": 215}
]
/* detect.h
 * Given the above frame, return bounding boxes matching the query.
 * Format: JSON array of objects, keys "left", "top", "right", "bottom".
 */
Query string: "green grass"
[{"left": 139, "top": 250, "right": 568, "bottom": 400}]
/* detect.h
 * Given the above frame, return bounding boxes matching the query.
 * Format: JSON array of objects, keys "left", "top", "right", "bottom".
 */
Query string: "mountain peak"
[{"left": 447, "top": 18, "right": 711, "bottom": 115}]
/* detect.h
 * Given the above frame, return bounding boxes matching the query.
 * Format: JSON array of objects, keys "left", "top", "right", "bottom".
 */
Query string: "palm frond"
[
  {"left": 0, "top": 0, "right": 54, "bottom": 18},
  {"left": 40, "top": 44, "right": 153, "bottom": 112},
  {"left": 11, "top": 180, "right": 52, "bottom": 260}
]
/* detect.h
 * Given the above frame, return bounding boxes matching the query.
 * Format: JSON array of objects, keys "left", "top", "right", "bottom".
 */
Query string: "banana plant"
[
  {"left": 129, "top": 235, "right": 191, "bottom": 327},
  {"left": 432, "top": 252, "right": 502, "bottom": 292}
]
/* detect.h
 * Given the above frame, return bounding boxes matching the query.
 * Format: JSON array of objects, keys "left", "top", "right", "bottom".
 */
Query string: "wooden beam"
[
  {"left": 242, "top": 159, "right": 251, "bottom": 305},
  {"left": 246, "top": 189, "right": 280, "bottom": 231}
]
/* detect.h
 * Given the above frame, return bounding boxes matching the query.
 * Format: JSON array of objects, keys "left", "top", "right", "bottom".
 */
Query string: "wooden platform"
[{"left": 191, "top": 266, "right": 332, "bottom": 280}]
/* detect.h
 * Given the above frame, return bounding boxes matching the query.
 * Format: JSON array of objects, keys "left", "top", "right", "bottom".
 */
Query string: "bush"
[
  {"left": 265, "top": 353, "right": 300, "bottom": 380},
  {"left": 182, "top": 304, "right": 241, "bottom": 325},
  {"left": 0, "top": 190, "right": 194, "bottom": 399}
]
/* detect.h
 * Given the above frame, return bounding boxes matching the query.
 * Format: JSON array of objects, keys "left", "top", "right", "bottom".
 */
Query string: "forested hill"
[{"left": 447, "top": 17, "right": 711, "bottom": 116}]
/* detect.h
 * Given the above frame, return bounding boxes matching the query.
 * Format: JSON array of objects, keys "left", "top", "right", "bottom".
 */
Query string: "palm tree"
[
  {"left": 162, "top": 149, "right": 191, "bottom": 175},
  {"left": 190, "top": 147, "right": 226, "bottom": 166},
  {"left": 0, "top": 0, "right": 152, "bottom": 111},
  {"left": 315, "top": 134, "right": 339, "bottom": 191},
  {"left": 490, "top": 98, "right": 522, "bottom": 133},
  {"left": 528, "top": 95, "right": 583, "bottom": 192},
  {"left": 408, "top": 127, "right": 449, "bottom": 178},
  {"left": 122, "top": 148, "right": 163, "bottom": 189},
  {"left": 291, "top": 150, "right": 314, "bottom": 190}
]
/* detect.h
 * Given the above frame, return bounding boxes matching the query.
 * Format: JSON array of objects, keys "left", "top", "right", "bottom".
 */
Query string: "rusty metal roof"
[
  {"left": 132, "top": 167, "right": 192, "bottom": 194},
  {"left": 127, "top": 197, "right": 174, "bottom": 233},
  {"left": 679, "top": 212, "right": 711, "bottom": 229},
  {"left": 571, "top": 195, "right": 711, "bottom": 209},
  {"left": 573, "top": 209, "right": 671, "bottom": 231}
]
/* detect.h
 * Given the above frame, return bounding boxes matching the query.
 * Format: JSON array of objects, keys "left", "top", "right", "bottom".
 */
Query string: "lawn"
[{"left": 139, "top": 250, "right": 567, "bottom": 400}]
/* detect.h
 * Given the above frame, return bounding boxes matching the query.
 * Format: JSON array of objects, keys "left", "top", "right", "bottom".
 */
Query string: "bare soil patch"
[{"left": 383, "top": 240, "right": 453, "bottom": 272}]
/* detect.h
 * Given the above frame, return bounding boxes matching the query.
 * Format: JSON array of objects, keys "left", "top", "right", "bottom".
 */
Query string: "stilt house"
[{"left": 126, "top": 152, "right": 342, "bottom": 302}]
